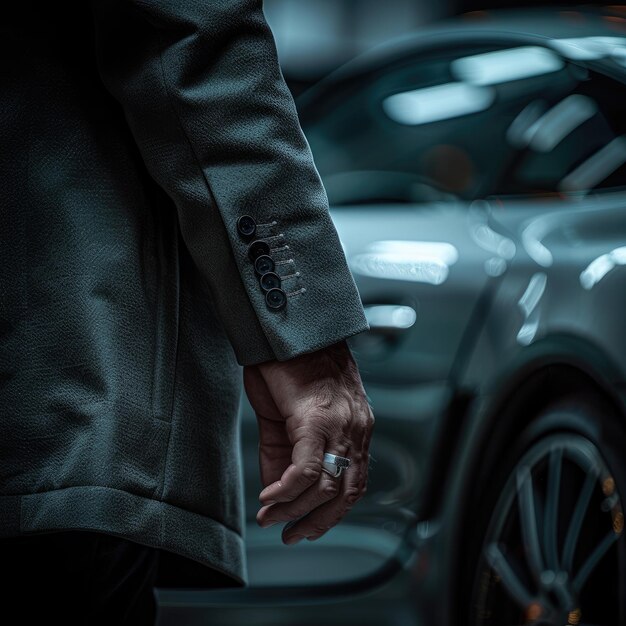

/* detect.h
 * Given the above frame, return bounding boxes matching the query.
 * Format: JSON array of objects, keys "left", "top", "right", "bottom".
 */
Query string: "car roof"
[{"left": 296, "top": 7, "right": 626, "bottom": 107}]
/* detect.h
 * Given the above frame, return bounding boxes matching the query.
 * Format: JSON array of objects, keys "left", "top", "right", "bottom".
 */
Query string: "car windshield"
[{"left": 299, "top": 40, "right": 626, "bottom": 205}]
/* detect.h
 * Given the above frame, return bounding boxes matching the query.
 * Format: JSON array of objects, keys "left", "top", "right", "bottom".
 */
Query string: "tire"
[{"left": 462, "top": 393, "right": 626, "bottom": 625}]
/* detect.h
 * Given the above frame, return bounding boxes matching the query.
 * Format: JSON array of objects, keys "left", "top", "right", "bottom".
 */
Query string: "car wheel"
[{"left": 466, "top": 395, "right": 626, "bottom": 625}]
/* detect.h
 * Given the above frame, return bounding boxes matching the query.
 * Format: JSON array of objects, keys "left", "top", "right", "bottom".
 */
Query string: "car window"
[
  {"left": 300, "top": 43, "right": 626, "bottom": 205},
  {"left": 500, "top": 66, "right": 626, "bottom": 197}
]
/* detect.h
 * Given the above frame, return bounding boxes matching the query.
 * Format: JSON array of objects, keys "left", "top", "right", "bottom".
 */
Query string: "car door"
[
  {"left": 237, "top": 40, "right": 539, "bottom": 591},
  {"left": 156, "top": 25, "right": 626, "bottom": 626}
]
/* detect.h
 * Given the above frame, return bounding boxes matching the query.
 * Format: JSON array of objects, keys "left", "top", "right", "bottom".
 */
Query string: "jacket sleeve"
[{"left": 89, "top": 0, "right": 369, "bottom": 366}]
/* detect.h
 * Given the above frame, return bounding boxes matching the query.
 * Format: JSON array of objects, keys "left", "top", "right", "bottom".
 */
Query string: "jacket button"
[
  {"left": 254, "top": 254, "right": 275, "bottom": 276},
  {"left": 248, "top": 240, "right": 270, "bottom": 261},
  {"left": 266, "top": 288, "right": 287, "bottom": 311},
  {"left": 260, "top": 271, "right": 281, "bottom": 291},
  {"left": 237, "top": 215, "right": 257, "bottom": 239}
]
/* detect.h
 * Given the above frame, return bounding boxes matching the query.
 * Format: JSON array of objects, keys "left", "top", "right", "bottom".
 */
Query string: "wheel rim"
[{"left": 471, "top": 432, "right": 626, "bottom": 625}]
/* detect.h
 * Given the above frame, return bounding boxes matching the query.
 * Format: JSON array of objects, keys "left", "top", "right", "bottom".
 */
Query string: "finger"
[
  {"left": 245, "top": 365, "right": 293, "bottom": 488},
  {"left": 281, "top": 439, "right": 370, "bottom": 544},
  {"left": 256, "top": 469, "right": 341, "bottom": 527},
  {"left": 258, "top": 434, "right": 326, "bottom": 505},
  {"left": 283, "top": 459, "right": 363, "bottom": 543},
  {"left": 257, "top": 408, "right": 291, "bottom": 488},
  {"left": 258, "top": 423, "right": 291, "bottom": 488}
]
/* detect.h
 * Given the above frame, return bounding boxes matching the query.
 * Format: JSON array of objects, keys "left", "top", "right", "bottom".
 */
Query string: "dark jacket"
[{"left": 0, "top": 1, "right": 369, "bottom": 587}]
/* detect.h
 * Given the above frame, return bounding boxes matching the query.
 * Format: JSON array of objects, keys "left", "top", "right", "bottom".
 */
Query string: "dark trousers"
[{"left": 0, "top": 530, "right": 160, "bottom": 625}]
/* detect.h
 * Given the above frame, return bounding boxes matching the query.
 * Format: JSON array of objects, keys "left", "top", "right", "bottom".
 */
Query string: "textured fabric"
[{"left": 0, "top": 1, "right": 369, "bottom": 586}]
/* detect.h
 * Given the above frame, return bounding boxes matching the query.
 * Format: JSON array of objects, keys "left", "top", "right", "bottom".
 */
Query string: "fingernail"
[
  {"left": 285, "top": 534, "right": 304, "bottom": 545},
  {"left": 260, "top": 520, "right": 279, "bottom": 528}
]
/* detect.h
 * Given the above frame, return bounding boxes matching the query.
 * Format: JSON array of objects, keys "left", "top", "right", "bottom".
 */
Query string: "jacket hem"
[{"left": 0, "top": 485, "right": 248, "bottom": 587}]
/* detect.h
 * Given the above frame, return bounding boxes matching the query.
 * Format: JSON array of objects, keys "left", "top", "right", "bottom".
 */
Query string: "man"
[{"left": 0, "top": 0, "right": 375, "bottom": 624}]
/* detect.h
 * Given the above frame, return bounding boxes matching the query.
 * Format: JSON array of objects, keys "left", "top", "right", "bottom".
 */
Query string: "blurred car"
[{"left": 157, "top": 7, "right": 626, "bottom": 626}]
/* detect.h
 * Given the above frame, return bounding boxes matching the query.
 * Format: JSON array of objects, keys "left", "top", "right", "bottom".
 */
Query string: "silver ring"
[{"left": 321, "top": 452, "right": 351, "bottom": 478}]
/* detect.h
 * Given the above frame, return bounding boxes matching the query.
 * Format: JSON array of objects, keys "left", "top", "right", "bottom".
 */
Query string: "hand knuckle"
[
  {"left": 301, "top": 464, "right": 322, "bottom": 483},
  {"left": 344, "top": 488, "right": 362, "bottom": 506},
  {"left": 322, "top": 481, "right": 340, "bottom": 498},
  {"left": 360, "top": 412, "right": 374, "bottom": 429},
  {"left": 311, "top": 401, "right": 350, "bottom": 427}
]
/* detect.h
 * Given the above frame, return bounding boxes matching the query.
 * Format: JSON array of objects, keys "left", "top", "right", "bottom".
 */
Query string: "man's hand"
[{"left": 243, "top": 340, "right": 375, "bottom": 545}]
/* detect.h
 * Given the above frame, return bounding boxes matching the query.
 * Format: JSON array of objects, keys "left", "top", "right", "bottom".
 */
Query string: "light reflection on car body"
[
  {"left": 157, "top": 8, "right": 626, "bottom": 626},
  {"left": 296, "top": 8, "right": 626, "bottom": 625}
]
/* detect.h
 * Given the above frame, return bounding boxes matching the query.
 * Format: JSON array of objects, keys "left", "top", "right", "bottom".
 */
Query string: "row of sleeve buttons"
[{"left": 237, "top": 215, "right": 287, "bottom": 311}]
